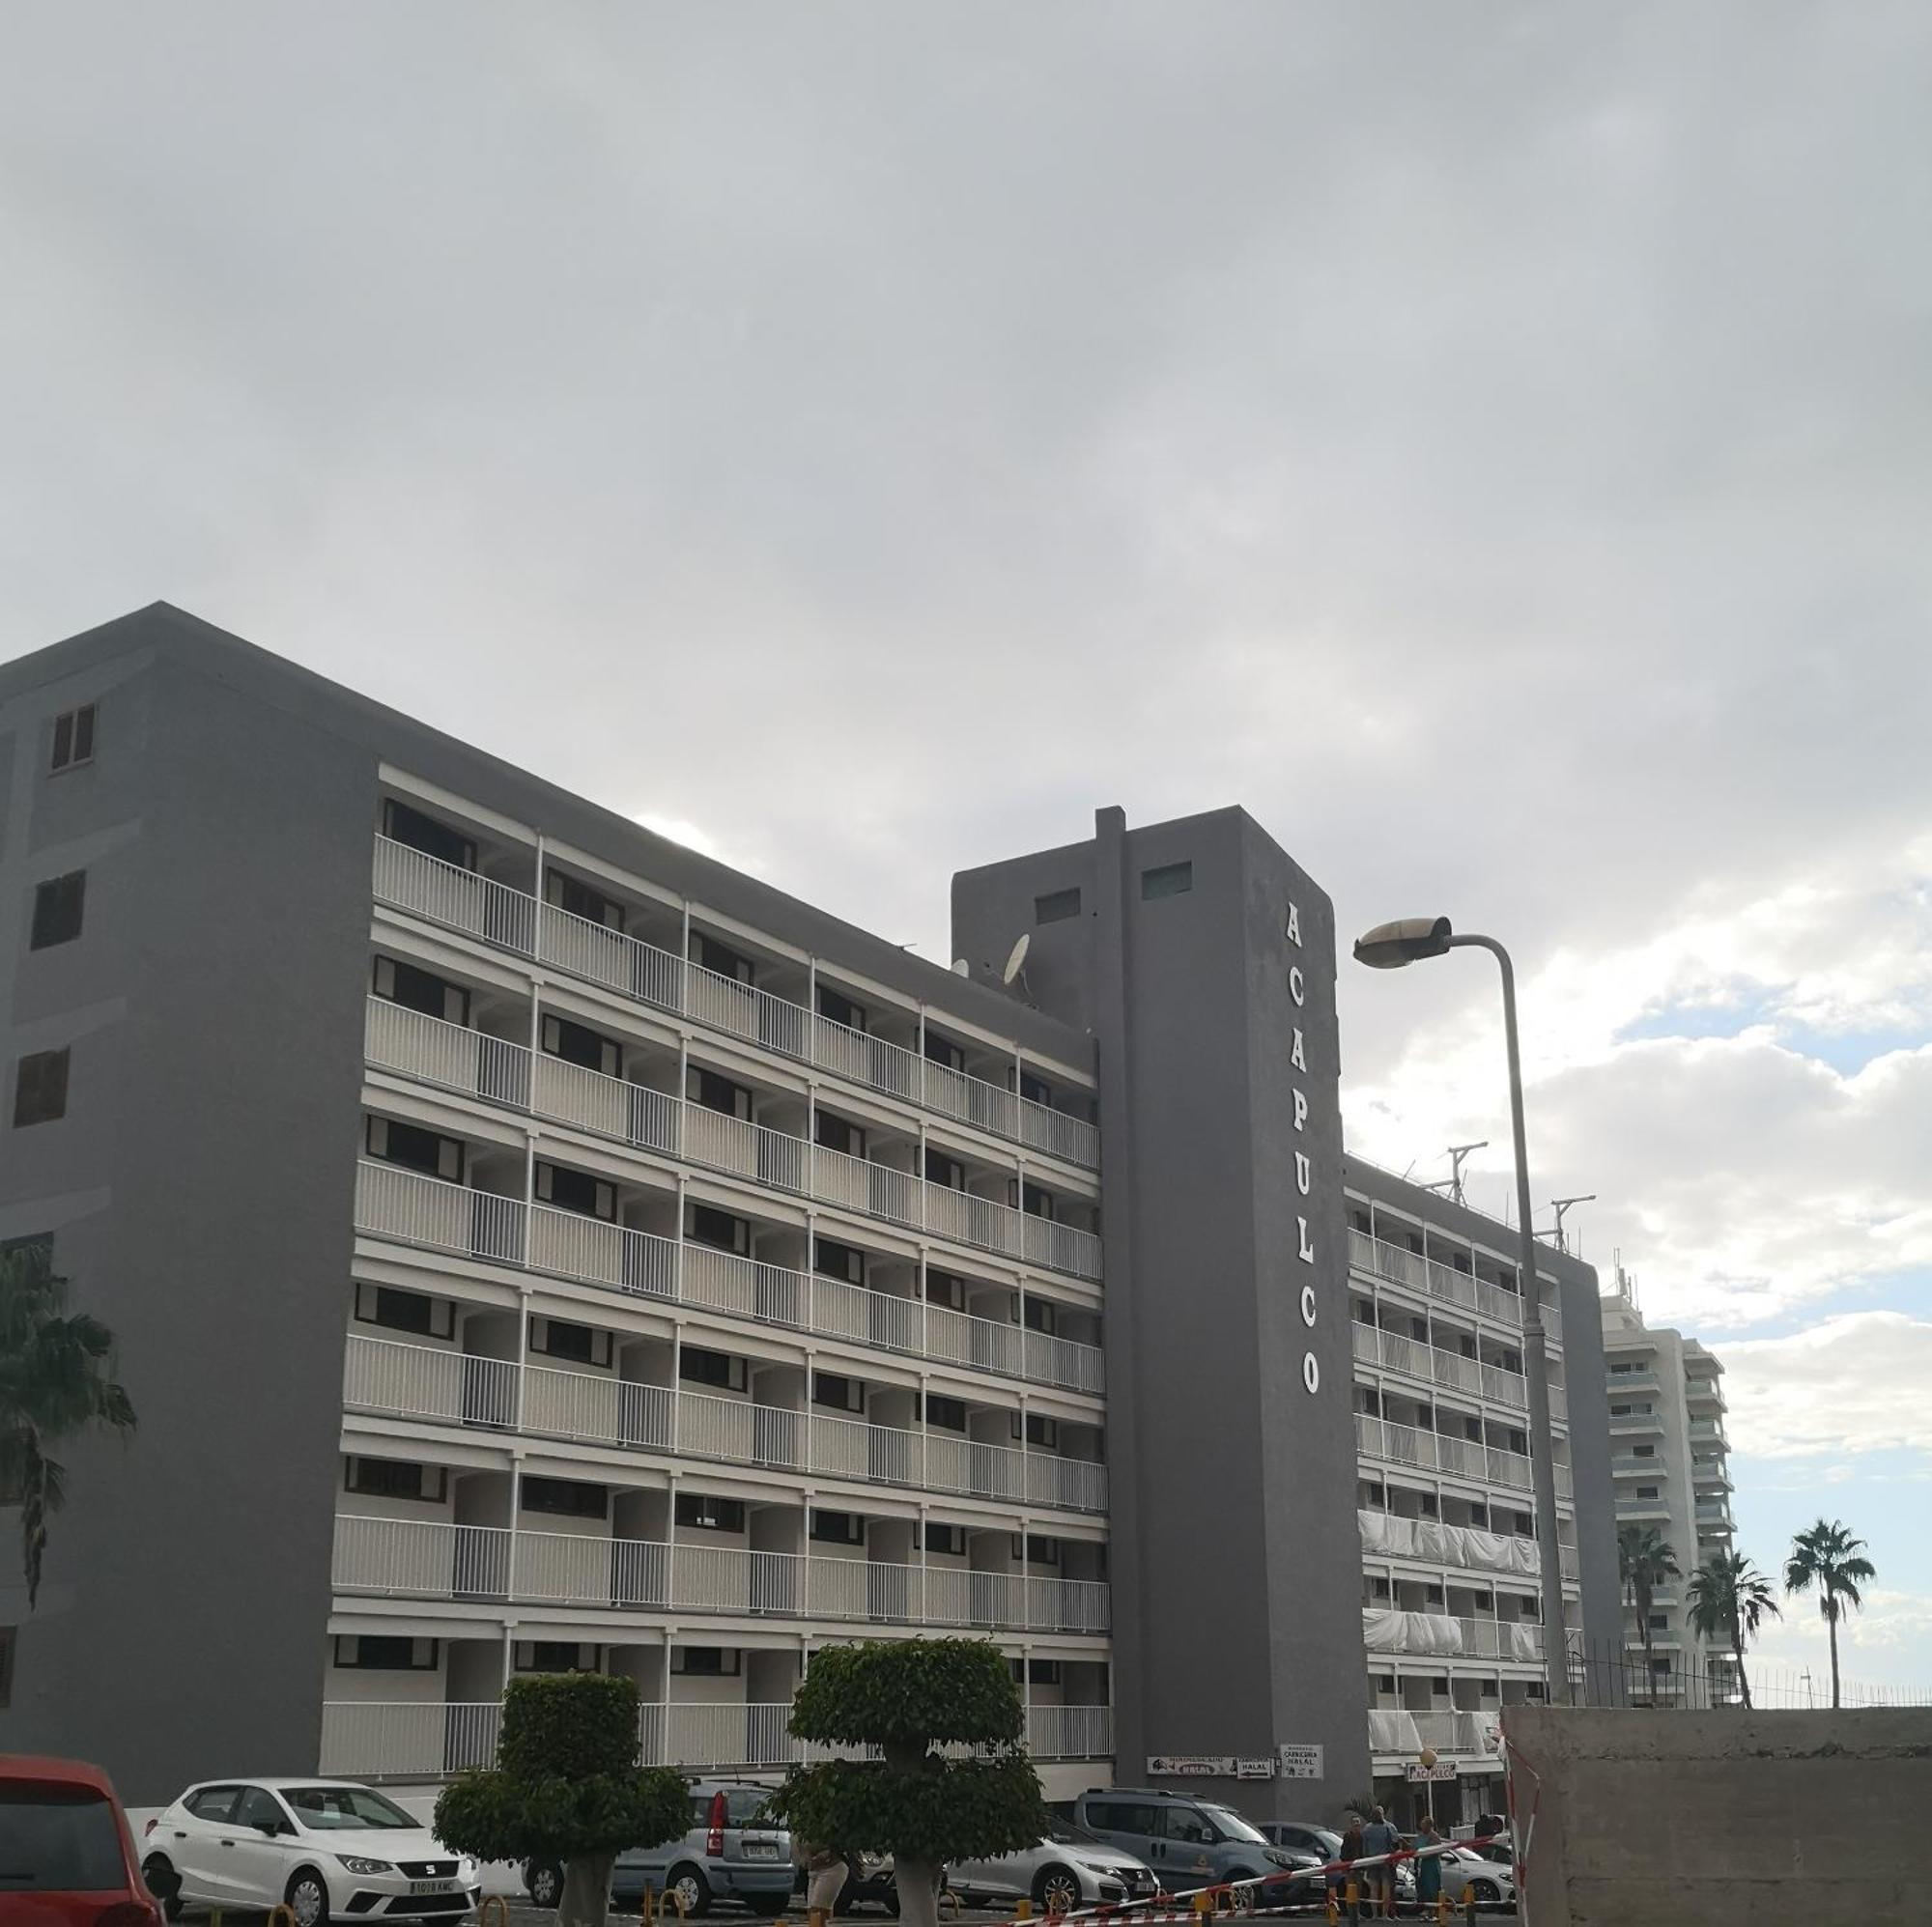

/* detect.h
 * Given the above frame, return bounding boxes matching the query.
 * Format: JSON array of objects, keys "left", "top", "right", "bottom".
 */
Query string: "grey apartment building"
[{"left": 0, "top": 605, "right": 1617, "bottom": 1824}]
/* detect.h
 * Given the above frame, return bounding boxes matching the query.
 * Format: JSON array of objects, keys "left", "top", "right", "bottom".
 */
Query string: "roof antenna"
[
  {"left": 1544, "top": 1194, "right": 1597, "bottom": 1255},
  {"left": 1422, "top": 1141, "right": 1488, "bottom": 1208}
]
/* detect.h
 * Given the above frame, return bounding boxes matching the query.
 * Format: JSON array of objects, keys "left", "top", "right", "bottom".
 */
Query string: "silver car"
[
  {"left": 1430, "top": 1845, "right": 1515, "bottom": 1911},
  {"left": 950, "top": 1824, "right": 1158, "bottom": 1913}
]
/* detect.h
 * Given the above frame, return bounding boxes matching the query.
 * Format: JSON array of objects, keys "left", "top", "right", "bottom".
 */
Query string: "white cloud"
[
  {"left": 1720, "top": 1314, "right": 1932, "bottom": 1461},
  {"left": 1746, "top": 1587, "right": 1932, "bottom": 1702}
]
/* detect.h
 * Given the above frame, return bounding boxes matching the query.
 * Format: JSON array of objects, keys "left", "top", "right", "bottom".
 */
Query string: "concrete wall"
[
  {"left": 1505, "top": 1706, "right": 1932, "bottom": 1925},
  {"left": 954, "top": 806, "right": 1371, "bottom": 1821}
]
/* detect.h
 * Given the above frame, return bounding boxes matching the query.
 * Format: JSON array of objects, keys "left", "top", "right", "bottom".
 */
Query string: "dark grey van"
[{"left": 1072, "top": 1789, "right": 1301, "bottom": 1894}]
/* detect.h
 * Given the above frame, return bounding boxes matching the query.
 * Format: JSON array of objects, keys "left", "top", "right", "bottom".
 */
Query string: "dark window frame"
[
  {"left": 332, "top": 1633, "right": 440, "bottom": 1671},
  {"left": 1140, "top": 860, "right": 1193, "bottom": 901},
  {"left": 670, "top": 1645, "right": 741, "bottom": 1677},
  {"left": 13, "top": 1048, "right": 70, "bottom": 1127},
  {"left": 809, "top": 1510, "right": 867, "bottom": 1545},
  {"left": 528, "top": 1316, "right": 612, "bottom": 1368},
  {"left": 343, "top": 1456, "right": 448, "bottom": 1503},
  {"left": 521, "top": 1476, "right": 610, "bottom": 1520},
  {"left": 686, "top": 1204, "right": 752, "bottom": 1255},
  {"left": 678, "top": 1346, "right": 748, "bottom": 1392},
  {"left": 1034, "top": 887, "right": 1082, "bottom": 925},
  {"left": 674, "top": 1492, "right": 748, "bottom": 1534},
  {"left": 382, "top": 799, "right": 475, "bottom": 871},
  {"left": 49, "top": 704, "right": 97, "bottom": 773},
  {"left": 354, "top": 1283, "right": 455, "bottom": 1340}
]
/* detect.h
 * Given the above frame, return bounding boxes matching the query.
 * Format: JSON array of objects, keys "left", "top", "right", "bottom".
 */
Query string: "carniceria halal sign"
[{"left": 1286, "top": 898, "right": 1320, "bottom": 1396}]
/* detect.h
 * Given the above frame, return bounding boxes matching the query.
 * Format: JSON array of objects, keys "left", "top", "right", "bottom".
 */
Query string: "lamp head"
[{"left": 1352, "top": 916, "right": 1454, "bottom": 970}]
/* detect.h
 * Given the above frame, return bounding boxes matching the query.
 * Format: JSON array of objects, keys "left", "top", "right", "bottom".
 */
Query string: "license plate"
[
  {"left": 410, "top": 1881, "right": 457, "bottom": 1895},
  {"left": 740, "top": 1843, "right": 779, "bottom": 1860}
]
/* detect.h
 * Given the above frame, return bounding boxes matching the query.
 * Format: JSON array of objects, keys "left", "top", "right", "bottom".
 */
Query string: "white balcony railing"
[
  {"left": 1351, "top": 1324, "right": 1542, "bottom": 1420},
  {"left": 1354, "top": 1412, "right": 1562, "bottom": 1499},
  {"left": 1362, "top": 1607, "right": 1546, "bottom": 1663},
  {"left": 355, "top": 1157, "right": 1103, "bottom": 1399},
  {"left": 331, "top": 1513, "right": 1109, "bottom": 1633},
  {"left": 364, "top": 999, "right": 1102, "bottom": 1283},
  {"left": 343, "top": 1335, "right": 1108, "bottom": 1516},
  {"left": 319, "top": 1697, "right": 1112, "bottom": 1779},
  {"left": 374, "top": 837, "right": 1099, "bottom": 1170},
  {"left": 1348, "top": 1230, "right": 1572, "bottom": 1349}
]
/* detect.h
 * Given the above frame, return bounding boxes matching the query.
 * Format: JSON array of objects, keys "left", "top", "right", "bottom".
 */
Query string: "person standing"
[
  {"left": 793, "top": 1835, "right": 847, "bottom": 1921},
  {"left": 1359, "top": 1805, "right": 1401, "bottom": 1919},
  {"left": 1334, "top": 1811, "right": 1364, "bottom": 1910},
  {"left": 1414, "top": 1815, "right": 1445, "bottom": 1913}
]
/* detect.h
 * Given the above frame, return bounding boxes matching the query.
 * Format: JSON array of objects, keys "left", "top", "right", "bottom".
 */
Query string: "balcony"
[
  {"left": 1695, "top": 1501, "right": 1735, "bottom": 1532},
  {"left": 1611, "top": 1455, "right": 1666, "bottom": 1477},
  {"left": 1348, "top": 1232, "right": 1529, "bottom": 1332},
  {"left": 343, "top": 1334, "right": 1109, "bottom": 1515},
  {"left": 1608, "top": 1409, "right": 1664, "bottom": 1435},
  {"left": 1607, "top": 1371, "right": 1660, "bottom": 1394},
  {"left": 1692, "top": 1459, "right": 1731, "bottom": 1490},
  {"left": 373, "top": 837, "right": 1099, "bottom": 1170},
  {"left": 1362, "top": 1607, "right": 1545, "bottom": 1663},
  {"left": 364, "top": 1001, "right": 1102, "bottom": 1283},
  {"left": 1615, "top": 1495, "right": 1671, "bottom": 1521},
  {"left": 1688, "top": 1418, "right": 1724, "bottom": 1442},
  {"left": 1350, "top": 1322, "right": 1570, "bottom": 1424},
  {"left": 355, "top": 1160, "right": 1103, "bottom": 1397},
  {"left": 331, "top": 1514, "right": 1109, "bottom": 1633},
  {"left": 1355, "top": 1413, "right": 1570, "bottom": 1500},
  {"left": 1368, "top": 1709, "right": 1502, "bottom": 1760},
  {"left": 318, "top": 1697, "right": 1112, "bottom": 1780}
]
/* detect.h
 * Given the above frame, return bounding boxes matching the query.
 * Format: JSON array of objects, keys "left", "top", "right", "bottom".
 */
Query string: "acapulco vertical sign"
[{"left": 1287, "top": 899, "right": 1321, "bottom": 1396}]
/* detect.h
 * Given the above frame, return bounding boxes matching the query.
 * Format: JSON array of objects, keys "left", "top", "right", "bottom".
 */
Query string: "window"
[
  {"left": 1023, "top": 1297, "right": 1057, "bottom": 1335},
  {"left": 1141, "top": 861, "right": 1192, "bottom": 901},
  {"left": 366, "top": 1117, "right": 464, "bottom": 1181},
  {"left": 687, "top": 1204, "right": 751, "bottom": 1255},
  {"left": 1635, "top": 1485, "right": 1661, "bottom": 1500},
  {"left": 1035, "top": 888, "right": 1081, "bottom": 924},
  {"left": 671, "top": 1646, "right": 740, "bottom": 1677},
  {"left": 1025, "top": 1535, "right": 1061, "bottom": 1566},
  {"left": 923, "top": 1393, "right": 967, "bottom": 1432},
  {"left": 522, "top": 1477, "right": 608, "bottom": 1520},
  {"left": 49, "top": 704, "right": 97, "bottom": 772},
  {"left": 675, "top": 1493, "right": 747, "bottom": 1533},
  {"left": 813, "top": 1373, "right": 865, "bottom": 1414},
  {"left": 546, "top": 870, "right": 624, "bottom": 931},
  {"left": 1023, "top": 1414, "right": 1060, "bottom": 1450},
  {"left": 923, "top": 1030, "right": 964, "bottom": 1071},
  {"left": 13, "top": 1049, "right": 69, "bottom": 1127},
  {"left": 1161, "top": 1808, "right": 1215, "bottom": 1846},
  {"left": 30, "top": 872, "right": 86, "bottom": 950},
  {"left": 924, "top": 1270, "right": 965, "bottom": 1310},
  {"left": 528, "top": 1317, "right": 611, "bottom": 1367},
  {"left": 679, "top": 1346, "right": 747, "bottom": 1392},
  {"left": 1086, "top": 1802, "right": 1160, "bottom": 1838},
  {"left": 1648, "top": 1613, "right": 1669, "bottom": 1630},
  {"left": 691, "top": 1066, "right": 753, "bottom": 1119},
  {"left": 371, "top": 955, "right": 469, "bottom": 1025},
  {"left": 692, "top": 934, "right": 753, "bottom": 982},
  {"left": 817, "top": 985, "right": 867, "bottom": 1032},
  {"left": 815, "top": 1111, "right": 865, "bottom": 1157},
  {"left": 1027, "top": 1658, "right": 1062, "bottom": 1686},
  {"left": 1017, "top": 1069, "right": 1053, "bottom": 1107},
  {"left": 535, "top": 1162, "right": 615, "bottom": 1219},
  {"left": 923, "top": 1522, "right": 965, "bottom": 1556},
  {"left": 542, "top": 1015, "right": 620, "bottom": 1075},
  {"left": 923, "top": 1147, "right": 963, "bottom": 1189},
  {"left": 236, "top": 1788, "right": 295, "bottom": 1836},
  {"left": 185, "top": 1786, "right": 243, "bottom": 1824},
  {"left": 382, "top": 799, "right": 474, "bottom": 869},
  {"left": 810, "top": 1510, "right": 866, "bottom": 1545},
  {"left": 1016, "top": 1181, "right": 1055, "bottom": 1220},
  {"left": 1634, "top": 1444, "right": 1656, "bottom": 1459},
  {"left": 355, "top": 1284, "right": 454, "bottom": 1339},
  {"left": 344, "top": 1457, "right": 447, "bottom": 1502},
  {"left": 333, "top": 1634, "right": 439, "bottom": 1671},
  {"left": 814, "top": 1238, "right": 865, "bottom": 1285},
  {"left": 1370, "top": 1575, "right": 1391, "bottom": 1599},
  {"left": 1418, "top": 1492, "right": 1439, "bottom": 1517},
  {"left": 517, "top": 1641, "right": 600, "bottom": 1674}
]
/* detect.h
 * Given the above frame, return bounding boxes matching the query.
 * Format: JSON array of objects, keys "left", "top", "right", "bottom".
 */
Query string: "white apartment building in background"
[{"left": 1599, "top": 1278, "right": 1738, "bottom": 1698}]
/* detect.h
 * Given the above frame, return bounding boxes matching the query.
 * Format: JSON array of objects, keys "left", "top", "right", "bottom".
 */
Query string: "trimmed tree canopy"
[{"left": 434, "top": 1673, "right": 688, "bottom": 1864}]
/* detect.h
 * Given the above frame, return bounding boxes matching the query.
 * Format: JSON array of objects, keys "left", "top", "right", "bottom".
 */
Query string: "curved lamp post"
[{"left": 1353, "top": 916, "right": 1571, "bottom": 1704}]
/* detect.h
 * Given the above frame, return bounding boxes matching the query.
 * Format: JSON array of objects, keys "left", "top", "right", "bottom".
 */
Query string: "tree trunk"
[
  {"left": 560, "top": 1852, "right": 616, "bottom": 1927},
  {"left": 893, "top": 1857, "right": 941, "bottom": 1927},
  {"left": 1732, "top": 1625, "right": 1752, "bottom": 1710},
  {"left": 1828, "top": 1609, "right": 1841, "bottom": 1709}
]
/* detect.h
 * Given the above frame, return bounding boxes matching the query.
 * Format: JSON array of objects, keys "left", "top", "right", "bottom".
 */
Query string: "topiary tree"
[
  {"left": 769, "top": 1640, "right": 1049, "bottom": 1927},
  {"left": 435, "top": 1673, "right": 688, "bottom": 1927}
]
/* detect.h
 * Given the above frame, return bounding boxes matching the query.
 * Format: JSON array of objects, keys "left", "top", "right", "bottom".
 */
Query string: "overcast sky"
[{"left": 5, "top": 2, "right": 1928, "bottom": 1692}]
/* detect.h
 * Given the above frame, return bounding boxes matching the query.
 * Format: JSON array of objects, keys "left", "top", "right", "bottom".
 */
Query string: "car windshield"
[
  {"left": 0, "top": 1784, "right": 127, "bottom": 1891},
  {"left": 283, "top": 1787, "right": 421, "bottom": 1831},
  {"left": 1198, "top": 1807, "right": 1267, "bottom": 1846},
  {"left": 1047, "top": 1825, "right": 1109, "bottom": 1849}
]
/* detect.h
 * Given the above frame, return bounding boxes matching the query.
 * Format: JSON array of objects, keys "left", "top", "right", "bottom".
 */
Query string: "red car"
[{"left": 0, "top": 1755, "right": 162, "bottom": 1927}]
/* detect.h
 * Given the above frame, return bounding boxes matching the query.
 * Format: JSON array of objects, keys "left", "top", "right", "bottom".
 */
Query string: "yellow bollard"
[
  {"left": 1325, "top": 1887, "right": 1338, "bottom": 1925},
  {"left": 477, "top": 1900, "right": 509, "bottom": 1927},
  {"left": 268, "top": 1908, "right": 298, "bottom": 1927},
  {"left": 1435, "top": 1895, "right": 1449, "bottom": 1923},
  {"left": 1344, "top": 1878, "right": 1359, "bottom": 1923},
  {"left": 1461, "top": 1885, "right": 1476, "bottom": 1924},
  {"left": 1016, "top": 1903, "right": 1032, "bottom": 1923},
  {"left": 1193, "top": 1892, "right": 1213, "bottom": 1920}
]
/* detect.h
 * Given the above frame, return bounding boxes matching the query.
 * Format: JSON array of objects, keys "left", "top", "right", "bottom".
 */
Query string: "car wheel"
[
  {"left": 526, "top": 1862, "right": 564, "bottom": 1910},
  {"left": 1471, "top": 1879, "right": 1501, "bottom": 1907},
  {"left": 1033, "top": 1866, "right": 1082, "bottom": 1915},
  {"left": 668, "top": 1865, "right": 712, "bottom": 1918},
  {"left": 286, "top": 1869, "right": 331, "bottom": 1927},
  {"left": 142, "top": 1855, "right": 185, "bottom": 1923}
]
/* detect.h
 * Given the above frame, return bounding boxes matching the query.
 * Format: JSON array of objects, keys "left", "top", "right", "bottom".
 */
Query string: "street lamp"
[{"left": 1353, "top": 915, "right": 1571, "bottom": 1705}]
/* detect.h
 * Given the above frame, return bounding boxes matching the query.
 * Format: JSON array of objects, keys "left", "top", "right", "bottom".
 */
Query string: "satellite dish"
[
  {"left": 951, "top": 958, "right": 970, "bottom": 977},
  {"left": 1002, "top": 933, "right": 1031, "bottom": 986}
]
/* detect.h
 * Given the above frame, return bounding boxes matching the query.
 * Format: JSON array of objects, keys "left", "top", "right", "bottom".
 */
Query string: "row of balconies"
[
  {"left": 345, "top": 1334, "right": 1110, "bottom": 1514},
  {"left": 1347, "top": 1229, "right": 1564, "bottom": 1343},
  {"left": 1356, "top": 1508, "right": 1580, "bottom": 1584},
  {"left": 1350, "top": 1321, "right": 1569, "bottom": 1424},
  {"left": 374, "top": 836, "right": 1099, "bottom": 1169},
  {"left": 1366, "top": 1708, "right": 1503, "bottom": 1760},
  {"left": 318, "top": 1696, "right": 1112, "bottom": 1780},
  {"left": 331, "top": 1513, "right": 1109, "bottom": 1633},
  {"left": 1361, "top": 1607, "right": 1547, "bottom": 1663},
  {"left": 1354, "top": 1412, "right": 1574, "bottom": 1502},
  {"left": 355, "top": 1159, "right": 1104, "bottom": 1398},
  {"left": 365, "top": 999, "right": 1103, "bottom": 1282}
]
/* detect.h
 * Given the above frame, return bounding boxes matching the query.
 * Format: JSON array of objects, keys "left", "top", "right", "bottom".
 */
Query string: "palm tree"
[
  {"left": 0, "top": 1240, "right": 137, "bottom": 1607},
  {"left": 1784, "top": 1519, "right": 1876, "bottom": 1709},
  {"left": 1618, "top": 1524, "right": 1680, "bottom": 1688},
  {"left": 1686, "top": 1552, "right": 1780, "bottom": 1709}
]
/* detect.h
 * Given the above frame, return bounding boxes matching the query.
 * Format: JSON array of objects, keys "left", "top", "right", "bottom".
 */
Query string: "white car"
[
  {"left": 140, "top": 1778, "right": 480, "bottom": 1927},
  {"left": 949, "top": 1823, "right": 1159, "bottom": 1913},
  {"left": 1432, "top": 1845, "right": 1515, "bottom": 1910}
]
